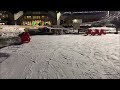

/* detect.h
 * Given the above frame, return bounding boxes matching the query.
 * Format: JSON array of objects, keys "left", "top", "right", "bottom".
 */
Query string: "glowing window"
[
  {"left": 27, "top": 16, "right": 31, "bottom": 19},
  {"left": 42, "top": 16, "right": 45, "bottom": 18}
]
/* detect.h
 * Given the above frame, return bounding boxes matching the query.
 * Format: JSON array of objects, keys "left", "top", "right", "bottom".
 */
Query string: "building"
[
  {"left": 60, "top": 11, "right": 107, "bottom": 25},
  {"left": 0, "top": 11, "right": 14, "bottom": 25},
  {"left": 16, "top": 11, "right": 57, "bottom": 26}
]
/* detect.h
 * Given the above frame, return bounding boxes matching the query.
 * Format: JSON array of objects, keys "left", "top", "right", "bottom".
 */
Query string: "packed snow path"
[{"left": 0, "top": 34, "right": 120, "bottom": 79}]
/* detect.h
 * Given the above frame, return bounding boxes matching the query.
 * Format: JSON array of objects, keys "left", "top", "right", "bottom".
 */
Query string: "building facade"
[
  {"left": 16, "top": 11, "right": 57, "bottom": 26},
  {"left": 60, "top": 11, "right": 107, "bottom": 25},
  {"left": 0, "top": 11, "right": 14, "bottom": 25}
]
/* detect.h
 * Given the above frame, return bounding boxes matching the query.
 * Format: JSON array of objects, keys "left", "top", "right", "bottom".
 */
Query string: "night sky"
[{"left": 9, "top": 11, "right": 27, "bottom": 14}]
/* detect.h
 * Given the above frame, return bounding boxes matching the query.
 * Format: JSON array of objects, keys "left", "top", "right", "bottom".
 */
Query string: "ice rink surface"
[{"left": 0, "top": 34, "right": 120, "bottom": 79}]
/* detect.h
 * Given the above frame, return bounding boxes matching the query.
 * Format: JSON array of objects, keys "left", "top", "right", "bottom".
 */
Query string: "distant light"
[{"left": 73, "top": 19, "right": 78, "bottom": 23}]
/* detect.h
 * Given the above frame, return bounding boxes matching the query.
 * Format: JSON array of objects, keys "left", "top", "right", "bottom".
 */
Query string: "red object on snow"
[
  {"left": 100, "top": 29, "right": 106, "bottom": 35},
  {"left": 86, "top": 29, "right": 92, "bottom": 35},
  {"left": 95, "top": 29, "right": 100, "bottom": 35},
  {"left": 91, "top": 29, "right": 100, "bottom": 36},
  {"left": 87, "top": 29, "right": 106, "bottom": 36},
  {"left": 20, "top": 32, "right": 31, "bottom": 44}
]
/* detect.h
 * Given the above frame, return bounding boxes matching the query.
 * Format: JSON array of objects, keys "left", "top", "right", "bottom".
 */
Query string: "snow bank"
[
  {"left": 0, "top": 26, "right": 25, "bottom": 38},
  {"left": 0, "top": 26, "right": 25, "bottom": 47}
]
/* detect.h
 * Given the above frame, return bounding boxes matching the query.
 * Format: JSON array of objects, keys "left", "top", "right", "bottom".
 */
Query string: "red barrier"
[
  {"left": 87, "top": 29, "right": 106, "bottom": 36},
  {"left": 100, "top": 29, "right": 106, "bottom": 35},
  {"left": 86, "top": 29, "right": 92, "bottom": 35},
  {"left": 91, "top": 29, "right": 100, "bottom": 36},
  {"left": 20, "top": 32, "right": 31, "bottom": 44}
]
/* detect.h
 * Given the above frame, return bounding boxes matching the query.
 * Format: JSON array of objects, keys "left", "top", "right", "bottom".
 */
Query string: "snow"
[
  {"left": 0, "top": 26, "right": 25, "bottom": 38},
  {"left": 0, "top": 34, "right": 120, "bottom": 79}
]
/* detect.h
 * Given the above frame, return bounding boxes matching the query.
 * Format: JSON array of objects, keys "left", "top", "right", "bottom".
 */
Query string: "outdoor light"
[{"left": 73, "top": 19, "right": 78, "bottom": 23}]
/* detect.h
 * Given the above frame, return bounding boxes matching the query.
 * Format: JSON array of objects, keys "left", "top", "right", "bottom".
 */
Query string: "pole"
[
  {"left": 57, "top": 12, "right": 62, "bottom": 25},
  {"left": 107, "top": 11, "right": 110, "bottom": 17}
]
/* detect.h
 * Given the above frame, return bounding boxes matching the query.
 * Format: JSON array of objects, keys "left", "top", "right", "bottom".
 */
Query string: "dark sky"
[
  {"left": 9, "top": 11, "right": 27, "bottom": 14},
  {"left": 9, "top": 11, "right": 21, "bottom": 14}
]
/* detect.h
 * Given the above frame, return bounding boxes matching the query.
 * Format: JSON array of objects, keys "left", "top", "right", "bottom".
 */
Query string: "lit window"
[
  {"left": 27, "top": 16, "right": 31, "bottom": 19},
  {"left": 42, "top": 16, "right": 45, "bottom": 18},
  {"left": 34, "top": 16, "right": 37, "bottom": 19},
  {"left": 37, "top": 16, "right": 39, "bottom": 19}
]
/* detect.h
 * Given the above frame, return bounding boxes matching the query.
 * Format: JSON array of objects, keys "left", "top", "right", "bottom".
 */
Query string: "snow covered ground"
[
  {"left": 0, "top": 26, "right": 25, "bottom": 38},
  {"left": 0, "top": 34, "right": 120, "bottom": 79}
]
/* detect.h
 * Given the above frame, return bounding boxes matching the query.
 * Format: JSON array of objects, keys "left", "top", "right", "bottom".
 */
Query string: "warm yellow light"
[{"left": 42, "top": 16, "right": 44, "bottom": 18}]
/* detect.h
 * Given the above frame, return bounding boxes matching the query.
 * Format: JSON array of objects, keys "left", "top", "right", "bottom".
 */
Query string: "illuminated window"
[
  {"left": 45, "top": 21, "right": 51, "bottom": 26},
  {"left": 27, "top": 16, "right": 31, "bottom": 19},
  {"left": 23, "top": 21, "right": 27, "bottom": 25},
  {"left": 36, "top": 16, "right": 38, "bottom": 19},
  {"left": 33, "top": 16, "right": 37, "bottom": 19},
  {"left": 42, "top": 16, "right": 45, "bottom": 18}
]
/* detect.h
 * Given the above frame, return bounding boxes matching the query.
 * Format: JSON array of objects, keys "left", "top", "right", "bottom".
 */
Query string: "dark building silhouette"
[
  {"left": 0, "top": 11, "right": 14, "bottom": 25},
  {"left": 60, "top": 11, "right": 107, "bottom": 25}
]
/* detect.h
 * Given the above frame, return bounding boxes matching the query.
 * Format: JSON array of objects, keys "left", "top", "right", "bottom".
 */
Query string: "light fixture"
[{"left": 73, "top": 19, "right": 78, "bottom": 23}]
